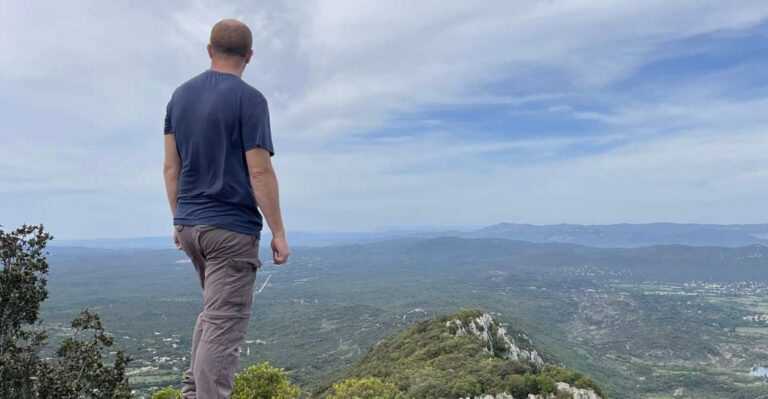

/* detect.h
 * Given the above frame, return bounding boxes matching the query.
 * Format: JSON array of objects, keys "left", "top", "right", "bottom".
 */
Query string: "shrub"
[
  {"left": 327, "top": 377, "right": 404, "bottom": 399},
  {"left": 152, "top": 386, "right": 181, "bottom": 399},
  {"left": 231, "top": 362, "right": 301, "bottom": 399}
]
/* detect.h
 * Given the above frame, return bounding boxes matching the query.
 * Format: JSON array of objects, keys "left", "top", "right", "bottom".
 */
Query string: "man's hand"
[
  {"left": 271, "top": 235, "right": 290, "bottom": 265},
  {"left": 173, "top": 229, "right": 182, "bottom": 250}
]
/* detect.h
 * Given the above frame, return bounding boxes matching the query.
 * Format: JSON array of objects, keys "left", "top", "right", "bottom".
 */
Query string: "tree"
[
  {"left": 36, "top": 310, "right": 132, "bottom": 398},
  {"left": 0, "top": 224, "right": 131, "bottom": 398},
  {"left": 0, "top": 225, "right": 51, "bottom": 397},
  {"left": 231, "top": 362, "right": 301, "bottom": 399},
  {"left": 327, "top": 377, "right": 404, "bottom": 399}
]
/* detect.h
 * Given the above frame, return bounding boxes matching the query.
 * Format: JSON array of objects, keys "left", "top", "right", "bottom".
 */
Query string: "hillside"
[
  {"left": 317, "top": 308, "right": 604, "bottom": 399},
  {"left": 309, "top": 236, "right": 768, "bottom": 282}
]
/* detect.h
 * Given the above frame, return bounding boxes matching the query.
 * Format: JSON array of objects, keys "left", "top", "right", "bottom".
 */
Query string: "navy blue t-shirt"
[{"left": 164, "top": 70, "right": 274, "bottom": 238}]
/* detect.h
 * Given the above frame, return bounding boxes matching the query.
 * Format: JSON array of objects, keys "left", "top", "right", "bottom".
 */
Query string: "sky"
[{"left": 1, "top": 0, "right": 768, "bottom": 239}]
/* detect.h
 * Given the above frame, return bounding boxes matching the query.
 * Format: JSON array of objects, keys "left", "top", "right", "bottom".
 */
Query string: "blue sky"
[{"left": 1, "top": 1, "right": 768, "bottom": 239}]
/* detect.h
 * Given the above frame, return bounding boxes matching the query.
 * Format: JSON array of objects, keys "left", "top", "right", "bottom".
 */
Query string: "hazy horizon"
[{"left": 48, "top": 220, "right": 768, "bottom": 244}]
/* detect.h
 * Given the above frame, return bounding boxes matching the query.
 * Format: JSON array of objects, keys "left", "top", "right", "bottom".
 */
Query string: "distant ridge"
[
  {"left": 51, "top": 223, "right": 768, "bottom": 249},
  {"left": 464, "top": 222, "right": 768, "bottom": 248}
]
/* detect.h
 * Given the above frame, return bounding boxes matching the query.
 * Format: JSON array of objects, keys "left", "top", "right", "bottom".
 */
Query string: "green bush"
[
  {"left": 537, "top": 375, "right": 556, "bottom": 394},
  {"left": 453, "top": 375, "right": 483, "bottom": 396},
  {"left": 152, "top": 386, "right": 181, "bottom": 399},
  {"left": 327, "top": 377, "right": 404, "bottom": 399},
  {"left": 232, "top": 362, "right": 301, "bottom": 399}
]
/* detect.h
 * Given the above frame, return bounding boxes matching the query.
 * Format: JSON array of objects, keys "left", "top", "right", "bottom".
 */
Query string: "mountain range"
[{"left": 52, "top": 223, "right": 768, "bottom": 249}]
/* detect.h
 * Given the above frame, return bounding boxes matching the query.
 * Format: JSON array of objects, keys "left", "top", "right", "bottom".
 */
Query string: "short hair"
[{"left": 210, "top": 19, "right": 252, "bottom": 58}]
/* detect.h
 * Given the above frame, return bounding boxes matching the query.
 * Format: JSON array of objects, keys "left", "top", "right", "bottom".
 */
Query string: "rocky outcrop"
[
  {"left": 461, "top": 381, "right": 602, "bottom": 399},
  {"left": 536, "top": 382, "right": 602, "bottom": 399},
  {"left": 446, "top": 312, "right": 544, "bottom": 366},
  {"left": 323, "top": 308, "right": 605, "bottom": 399},
  {"left": 462, "top": 394, "right": 515, "bottom": 399}
]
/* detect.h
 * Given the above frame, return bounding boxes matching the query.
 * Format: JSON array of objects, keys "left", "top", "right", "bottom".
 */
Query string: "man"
[{"left": 162, "top": 19, "right": 289, "bottom": 398}]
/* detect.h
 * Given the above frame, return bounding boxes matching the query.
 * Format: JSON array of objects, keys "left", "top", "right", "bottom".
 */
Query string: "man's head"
[{"left": 208, "top": 19, "right": 253, "bottom": 69}]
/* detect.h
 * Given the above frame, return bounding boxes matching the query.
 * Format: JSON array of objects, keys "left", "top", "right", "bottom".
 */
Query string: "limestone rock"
[
  {"left": 446, "top": 313, "right": 544, "bottom": 366},
  {"left": 526, "top": 382, "right": 602, "bottom": 399},
  {"left": 460, "top": 381, "right": 603, "bottom": 399},
  {"left": 461, "top": 394, "right": 516, "bottom": 399}
]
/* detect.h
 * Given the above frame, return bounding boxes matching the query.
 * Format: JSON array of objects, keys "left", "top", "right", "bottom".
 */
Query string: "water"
[{"left": 750, "top": 366, "right": 768, "bottom": 377}]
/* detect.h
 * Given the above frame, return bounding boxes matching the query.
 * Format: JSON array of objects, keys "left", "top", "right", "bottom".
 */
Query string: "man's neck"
[{"left": 209, "top": 62, "right": 245, "bottom": 78}]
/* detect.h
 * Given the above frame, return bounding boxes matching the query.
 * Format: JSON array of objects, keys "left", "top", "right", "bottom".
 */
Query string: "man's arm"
[
  {"left": 245, "top": 147, "right": 289, "bottom": 264},
  {"left": 163, "top": 134, "right": 182, "bottom": 248}
]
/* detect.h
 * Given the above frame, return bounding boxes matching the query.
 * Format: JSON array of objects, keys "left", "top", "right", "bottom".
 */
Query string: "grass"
[
  {"left": 129, "top": 372, "right": 179, "bottom": 384},
  {"left": 705, "top": 296, "right": 768, "bottom": 312},
  {"left": 735, "top": 327, "right": 768, "bottom": 336}
]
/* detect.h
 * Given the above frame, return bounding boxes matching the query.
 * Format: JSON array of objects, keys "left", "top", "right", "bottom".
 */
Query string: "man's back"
[{"left": 165, "top": 70, "right": 273, "bottom": 237}]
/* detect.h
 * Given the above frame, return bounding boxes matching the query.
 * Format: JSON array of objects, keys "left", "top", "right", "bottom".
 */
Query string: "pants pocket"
[
  {"left": 230, "top": 257, "right": 261, "bottom": 272},
  {"left": 216, "top": 258, "right": 259, "bottom": 313}
]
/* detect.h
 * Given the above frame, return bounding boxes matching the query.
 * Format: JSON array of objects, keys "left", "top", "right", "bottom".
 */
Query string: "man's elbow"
[
  {"left": 248, "top": 165, "right": 274, "bottom": 183},
  {"left": 163, "top": 163, "right": 180, "bottom": 177},
  {"left": 248, "top": 164, "right": 275, "bottom": 179}
]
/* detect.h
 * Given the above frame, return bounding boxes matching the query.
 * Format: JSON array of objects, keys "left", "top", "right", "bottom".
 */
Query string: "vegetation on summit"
[{"left": 315, "top": 308, "right": 604, "bottom": 398}]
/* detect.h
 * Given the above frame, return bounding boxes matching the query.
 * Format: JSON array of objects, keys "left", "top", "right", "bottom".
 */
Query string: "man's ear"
[
  {"left": 207, "top": 44, "right": 214, "bottom": 59},
  {"left": 244, "top": 49, "right": 254, "bottom": 64}
]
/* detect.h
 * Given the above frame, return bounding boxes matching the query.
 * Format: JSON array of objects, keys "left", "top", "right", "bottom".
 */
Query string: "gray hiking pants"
[{"left": 175, "top": 225, "right": 261, "bottom": 399}]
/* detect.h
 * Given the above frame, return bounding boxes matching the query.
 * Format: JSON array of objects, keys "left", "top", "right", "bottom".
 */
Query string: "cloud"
[
  {"left": 277, "top": 126, "right": 768, "bottom": 230},
  {"left": 275, "top": 0, "right": 768, "bottom": 139},
  {"left": 0, "top": 0, "right": 767, "bottom": 238}
]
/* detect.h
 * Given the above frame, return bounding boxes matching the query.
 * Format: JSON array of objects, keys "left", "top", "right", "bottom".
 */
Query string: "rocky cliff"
[
  {"left": 446, "top": 312, "right": 543, "bottom": 366},
  {"left": 317, "top": 308, "right": 605, "bottom": 399}
]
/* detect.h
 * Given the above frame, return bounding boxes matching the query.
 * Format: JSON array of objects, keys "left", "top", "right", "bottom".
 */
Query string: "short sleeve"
[
  {"left": 164, "top": 99, "right": 173, "bottom": 134},
  {"left": 241, "top": 93, "right": 274, "bottom": 156}
]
